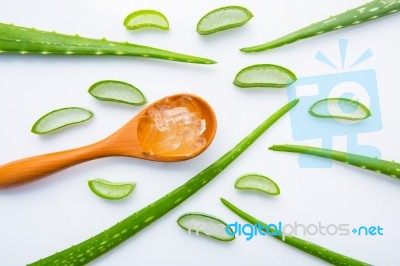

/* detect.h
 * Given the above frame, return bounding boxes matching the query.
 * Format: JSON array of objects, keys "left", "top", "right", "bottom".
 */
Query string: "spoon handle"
[{"left": 0, "top": 142, "right": 111, "bottom": 188}]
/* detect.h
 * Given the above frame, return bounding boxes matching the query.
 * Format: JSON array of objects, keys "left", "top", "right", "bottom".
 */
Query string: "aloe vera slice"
[
  {"left": 234, "top": 174, "right": 280, "bottom": 196},
  {"left": 88, "top": 80, "right": 147, "bottom": 106},
  {"left": 88, "top": 179, "right": 136, "bottom": 200},
  {"left": 196, "top": 6, "right": 253, "bottom": 35},
  {"left": 233, "top": 64, "right": 297, "bottom": 88},
  {"left": 31, "top": 107, "right": 93, "bottom": 134},
  {"left": 221, "top": 198, "right": 370, "bottom": 266},
  {"left": 309, "top": 98, "right": 371, "bottom": 121},
  {"left": 124, "top": 10, "right": 169, "bottom": 30},
  {"left": 177, "top": 212, "right": 234, "bottom": 241}
]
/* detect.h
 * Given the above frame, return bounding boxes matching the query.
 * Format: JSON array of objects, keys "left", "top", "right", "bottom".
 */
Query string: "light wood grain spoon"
[{"left": 0, "top": 93, "right": 217, "bottom": 188}]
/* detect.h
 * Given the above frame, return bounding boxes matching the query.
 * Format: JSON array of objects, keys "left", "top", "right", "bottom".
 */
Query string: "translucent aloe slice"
[
  {"left": 88, "top": 80, "right": 147, "bottom": 106},
  {"left": 31, "top": 107, "right": 93, "bottom": 134},
  {"left": 123, "top": 10, "right": 169, "bottom": 30},
  {"left": 177, "top": 212, "right": 235, "bottom": 241},
  {"left": 234, "top": 174, "right": 280, "bottom": 196},
  {"left": 309, "top": 98, "right": 371, "bottom": 121},
  {"left": 88, "top": 179, "right": 136, "bottom": 200},
  {"left": 196, "top": 6, "right": 253, "bottom": 35},
  {"left": 233, "top": 64, "right": 297, "bottom": 88}
]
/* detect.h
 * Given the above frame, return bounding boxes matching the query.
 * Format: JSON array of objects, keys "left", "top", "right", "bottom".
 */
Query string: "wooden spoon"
[{"left": 0, "top": 93, "right": 217, "bottom": 188}]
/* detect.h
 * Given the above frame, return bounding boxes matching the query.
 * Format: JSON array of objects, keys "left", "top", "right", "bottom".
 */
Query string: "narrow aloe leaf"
[
  {"left": 309, "top": 98, "right": 371, "bottom": 120},
  {"left": 233, "top": 64, "right": 297, "bottom": 88},
  {"left": 177, "top": 212, "right": 234, "bottom": 241},
  {"left": 241, "top": 0, "right": 400, "bottom": 52},
  {"left": 269, "top": 144, "right": 400, "bottom": 179},
  {"left": 221, "top": 198, "right": 370, "bottom": 266},
  {"left": 31, "top": 107, "right": 93, "bottom": 134},
  {"left": 0, "top": 23, "right": 216, "bottom": 64},
  {"left": 124, "top": 10, "right": 169, "bottom": 30},
  {"left": 234, "top": 173, "right": 280, "bottom": 195},
  {"left": 29, "top": 100, "right": 299, "bottom": 266},
  {"left": 197, "top": 6, "right": 253, "bottom": 35}
]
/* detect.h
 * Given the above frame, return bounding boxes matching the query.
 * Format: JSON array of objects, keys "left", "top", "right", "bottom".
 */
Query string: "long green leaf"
[
  {"left": 269, "top": 144, "right": 400, "bottom": 179},
  {"left": 0, "top": 23, "right": 216, "bottom": 64},
  {"left": 241, "top": 0, "right": 400, "bottom": 52}
]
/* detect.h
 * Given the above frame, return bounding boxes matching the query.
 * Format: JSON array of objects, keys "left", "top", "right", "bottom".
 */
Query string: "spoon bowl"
[{"left": 0, "top": 93, "right": 217, "bottom": 188}]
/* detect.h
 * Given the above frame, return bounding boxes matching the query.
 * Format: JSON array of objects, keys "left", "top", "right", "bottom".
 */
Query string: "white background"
[{"left": 1, "top": 0, "right": 400, "bottom": 265}]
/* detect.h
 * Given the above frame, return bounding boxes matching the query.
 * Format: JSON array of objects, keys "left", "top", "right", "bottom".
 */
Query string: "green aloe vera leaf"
[
  {"left": 0, "top": 23, "right": 216, "bottom": 64},
  {"left": 221, "top": 198, "right": 370, "bottom": 266},
  {"left": 31, "top": 107, "right": 93, "bottom": 134},
  {"left": 124, "top": 10, "right": 169, "bottom": 30},
  {"left": 241, "top": 0, "right": 400, "bottom": 52},
  {"left": 197, "top": 6, "right": 253, "bottom": 35},
  {"left": 88, "top": 179, "right": 136, "bottom": 200},
  {"left": 234, "top": 173, "right": 280, "bottom": 195},
  {"left": 28, "top": 99, "right": 299, "bottom": 266},
  {"left": 309, "top": 98, "right": 371, "bottom": 120},
  {"left": 269, "top": 144, "right": 400, "bottom": 179},
  {"left": 88, "top": 80, "right": 147, "bottom": 106},
  {"left": 233, "top": 64, "right": 297, "bottom": 88}
]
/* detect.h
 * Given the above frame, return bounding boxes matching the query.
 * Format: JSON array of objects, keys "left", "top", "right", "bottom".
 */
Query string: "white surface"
[{"left": 1, "top": 0, "right": 399, "bottom": 265}]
